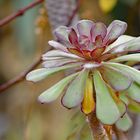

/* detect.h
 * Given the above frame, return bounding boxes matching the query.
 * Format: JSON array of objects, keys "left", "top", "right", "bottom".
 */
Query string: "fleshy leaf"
[
  {"left": 62, "top": 70, "right": 89, "bottom": 108},
  {"left": 42, "top": 50, "right": 82, "bottom": 60},
  {"left": 26, "top": 64, "right": 80, "bottom": 82},
  {"left": 53, "top": 26, "right": 71, "bottom": 47},
  {"left": 104, "top": 20, "right": 127, "bottom": 44},
  {"left": 104, "top": 35, "right": 134, "bottom": 53},
  {"left": 81, "top": 76, "right": 95, "bottom": 114},
  {"left": 38, "top": 72, "right": 79, "bottom": 103},
  {"left": 108, "top": 88, "right": 126, "bottom": 116},
  {"left": 109, "top": 37, "right": 140, "bottom": 54},
  {"left": 110, "top": 54, "right": 140, "bottom": 62},
  {"left": 126, "top": 82, "right": 140, "bottom": 102},
  {"left": 77, "top": 20, "right": 94, "bottom": 37},
  {"left": 48, "top": 40, "right": 68, "bottom": 52},
  {"left": 119, "top": 93, "right": 129, "bottom": 105},
  {"left": 100, "top": 66, "right": 132, "bottom": 91},
  {"left": 91, "top": 22, "right": 107, "bottom": 42},
  {"left": 68, "top": 28, "right": 79, "bottom": 47},
  {"left": 42, "top": 58, "right": 79, "bottom": 68},
  {"left": 103, "top": 62, "right": 140, "bottom": 85},
  {"left": 116, "top": 113, "right": 132, "bottom": 131},
  {"left": 93, "top": 70, "right": 120, "bottom": 124},
  {"left": 128, "top": 98, "right": 140, "bottom": 113}
]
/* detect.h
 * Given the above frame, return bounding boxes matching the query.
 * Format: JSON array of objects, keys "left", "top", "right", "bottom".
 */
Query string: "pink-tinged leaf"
[
  {"left": 42, "top": 58, "right": 79, "bottom": 68},
  {"left": 104, "top": 20, "right": 127, "bottom": 45},
  {"left": 68, "top": 48, "right": 84, "bottom": 58},
  {"left": 91, "top": 22, "right": 107, "bottom": 42},
  {"left": 104, "top": 35, "right": 134, "bottom": 53},
  {"left": 77, "top": 20, "right": 94, "bottom": 37},
  {"left": 48, "top": 40, "right": 68, "bottom": 52},
  {"left": 100, "top": 66, "right": 132, "bottom": 91},
  {"left": 62, "top": 70, "right": 89, "bottom": 109},
  {"left": 108, "top": 37, "right": 140, "bottom": 54},
  {"left": 126, "top": 82, "right": 140, "bottom": 102},
  {"left": 68, "top": 28, "right": 79, "bottom": 48},
  {"left": 91, "top": 47, "right": 105, "bottom": 60},
  {"left": 94, "top": 35, "right": 103, "bottom": 47},
  {"left": 54, "top": 26, "right": 71, "bottom": 47},
  {"left": 42, "top": 50, "right": 83, "bottom": 60}
]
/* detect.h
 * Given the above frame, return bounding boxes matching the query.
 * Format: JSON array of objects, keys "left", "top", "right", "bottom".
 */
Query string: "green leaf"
[
  {"left": 128, "top": 99, "right": 140, "bottom": 113},
  {"left": 62, "top": 70, "right": 89, "bottom": 108},
  {"left": 101, "top": 66, "right": 132, "bottom": 91},
  {"left": 93, "top": 70, "right": 121, "bottom": 124},
  {"left": 119, "top": 93, "right": 129, "bottom": 105},
  {"left": 110, "top": 54, "right": 140, "bottom": 63},
  {"left": 38, "top": 72, "right": 79, "bottom": 103},
  {"left": 126, "top": 82, "right": 140, "bottom": 102},
  {"left": 103, "top": 62, "right": 140, "bottom": 84},
  {"left": 116, "top": 113, "right": 132, "bottom": 131},
  {"left": 26, "top": 63, "right": 80, "bottom": 82}
]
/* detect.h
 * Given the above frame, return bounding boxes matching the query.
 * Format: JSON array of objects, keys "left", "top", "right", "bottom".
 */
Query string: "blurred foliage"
[
  {"left": 0, "top": 0, "right": 140, "bottom": 140},
  {"left": 99, "top": 0, "right": 118, "bottom": 13}
]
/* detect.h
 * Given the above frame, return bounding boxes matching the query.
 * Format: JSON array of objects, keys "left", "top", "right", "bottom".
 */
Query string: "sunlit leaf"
[
  {"left": 26, "top": 63, "right": 80, "bottom": 82},
  {"left": 38, "top": 72, "right": 79, "bottom": 103},
  {"left": 93, "top": 70, "right": 120, "bottom": 124},
  {"left": 81, "top": 76, "right": 95, "bottom": 114}
]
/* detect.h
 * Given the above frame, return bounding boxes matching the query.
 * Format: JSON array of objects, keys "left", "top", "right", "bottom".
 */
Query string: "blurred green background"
[{"left": 0, "top": 0, "right": 140, "bottom": 140}]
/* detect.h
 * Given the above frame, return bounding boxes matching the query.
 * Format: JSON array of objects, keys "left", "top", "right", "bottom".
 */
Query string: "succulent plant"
[{"left": 26, "top": 19, "right": 140, "bottom": 131}]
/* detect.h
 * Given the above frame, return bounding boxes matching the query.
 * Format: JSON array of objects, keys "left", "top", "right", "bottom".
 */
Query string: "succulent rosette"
[{"left": 26, "top": 20, "right": 140, "bottom": 131}]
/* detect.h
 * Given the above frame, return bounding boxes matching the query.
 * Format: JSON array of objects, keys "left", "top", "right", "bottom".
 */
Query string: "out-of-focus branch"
[
  {"left": 0, "top": 58, "right": 42, "bottom": 92},
  {"left": 0, "top": 0, "right": 44, "bottom": 27},
  {"left": 0, "top": 0, "right": 80, "bottom": 93}
]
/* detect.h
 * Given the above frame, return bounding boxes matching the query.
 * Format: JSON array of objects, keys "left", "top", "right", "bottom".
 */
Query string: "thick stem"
[{"left": 87, "top": 112, "right": 111, "bottom": 140}]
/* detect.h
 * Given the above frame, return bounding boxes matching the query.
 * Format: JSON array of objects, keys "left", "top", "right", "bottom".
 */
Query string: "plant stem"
[{"left": 87, "top": 112, "right": 111, "bottom": 140}]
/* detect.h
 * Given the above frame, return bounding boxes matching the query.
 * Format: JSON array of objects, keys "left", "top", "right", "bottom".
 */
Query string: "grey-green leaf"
[
  {"left": 62, "top": 70, "right": 89, "bottom": 108},
  {"left": 116, "top": 113, "right": 132, "bottom": 131},
  {"left": 38, "top": 72, "right": 79, "bottom": 103},
  {"left": 101, "top": 67, "right": 132, "bottom": 91},
  {"left": 126, "top": 82, "right": 140, "bottom": 102},
  {"left": 103, "top": 62, "right": 140, "bottom": 85},
  {"left": 110, "top": 54, "right": 140, "bottom": 63},
  {"left": 26, "top": 63, "right": 80, "bottom": 82},
  {"left": 93, "top": 70, "right": 120, "bottom": 125}
]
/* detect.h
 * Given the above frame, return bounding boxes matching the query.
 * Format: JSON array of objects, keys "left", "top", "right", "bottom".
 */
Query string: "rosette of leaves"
[{"left": 26, "top": 20, "right": 140, "bottom": 132}]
